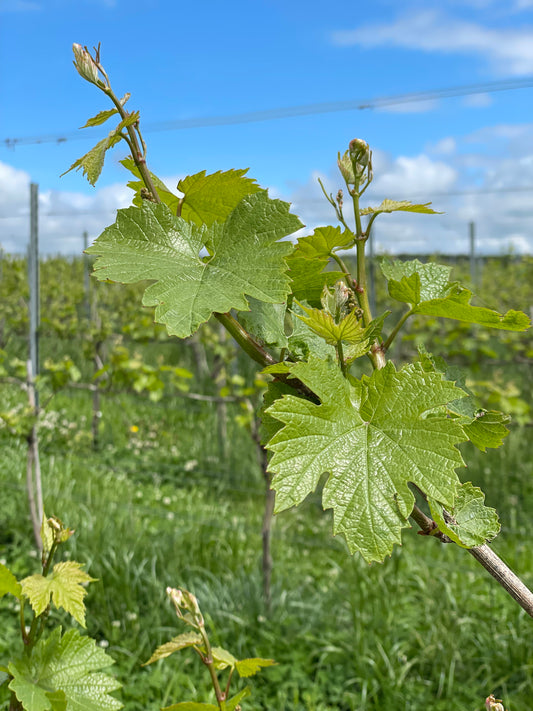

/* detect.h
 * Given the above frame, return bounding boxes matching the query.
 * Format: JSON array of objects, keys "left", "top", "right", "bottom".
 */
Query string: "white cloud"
[
  {"left": 0, "top": 161, "right": 132, "bottom": 255},
  {"left": 430, "top": 137, "right": 457, "bottom": 155},
  {"left": 330, "top": 11, "right": 533, "bottom": 75},
  {"left": 282, "top": 135, "right": 533, "bottom": 256}
]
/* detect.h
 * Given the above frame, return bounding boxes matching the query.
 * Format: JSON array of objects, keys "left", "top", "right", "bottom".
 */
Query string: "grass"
[{"left": 1, "top": 383, "right": 533, "bottom": 711}]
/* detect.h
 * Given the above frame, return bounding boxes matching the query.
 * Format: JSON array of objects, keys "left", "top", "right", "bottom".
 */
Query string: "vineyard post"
[{"left": 28, "top": 183, "right": 39, "bottom": 407}]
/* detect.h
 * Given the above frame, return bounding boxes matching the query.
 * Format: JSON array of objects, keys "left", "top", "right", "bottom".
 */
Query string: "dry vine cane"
[{"left": 65, "top": 42, "right": 533, "bottom": 705}]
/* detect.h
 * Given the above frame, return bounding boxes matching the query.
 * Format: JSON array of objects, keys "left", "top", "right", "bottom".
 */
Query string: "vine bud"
[
  {"left": 166, "top": 587, "right": 205, "bottom": 628},
  {"left": 349, "top": 138, "right": 370, "bottom": 168},
  {"left": 72, "top": 43, "right": 100, "bottom": 86},
  {"left": 485, "top": 695, "right": 505, "bottom": 711}
]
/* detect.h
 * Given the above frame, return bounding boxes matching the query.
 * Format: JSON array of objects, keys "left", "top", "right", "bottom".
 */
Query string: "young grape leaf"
[
  {"left": 294, "top": 305, "right": 388, "bottom": 362},
  {"left": 62, "top": 114, "right": 139, "bottom": 186},
  {"left": 209, "top": 647, "right": 276, "bottom": 676},
  {"left": 296, "top": 226, "right": 354, "bottom": 260},
  {"left": 0, "top": 562, "right": 22, "bottom": 599},
  {"left": 381, "top": 259, "right": 530, "bottom": 330},
  {"left": 235, "top": 658, "right": 277, "bottom": 678},
  {"left": 294, "top": 305, "right": 364, "bottom": 345},
  {"left": 225, "top": 687, "right": 252, "bottom": 711},
  {"left": 428, "top": 482, "right": 500, "bottom": 548},
  {"left": 266, "top": 358, "right": 467, "bottom": 562},
  {"left": 80, "top": 109, "right": 119, "bottom": 128},
  {"left": 8, "top": 628, "right": 122, "bottom": 711},
  {"left": 286, "top": 249, "right": 344, "bottom": 307},
  {"left": 210, "top": 647, "right": 237, "bottom": 670},
  {"left": 462, "top": 410, "right": 510, "bottom": 451},
  {"left": 418, "top": 348, "right": 510, "bottom": 450},
  {"left": 360, "top": 200, "right": 441, "bottom": 216},
  {"left": 381, "top": 259, "right": 452, "bottom": 303},
  {"left": 21, "top": 562, "right": 96, "bottom": 628},
  {"left": 177, "top": 169, "right": 262, "bottom": 226},
  {"left": 86, "top": 193, "right": 301, "bottom": 338},
  {"left": 142, "top": 632, "right": 203, "bottom": 666}
]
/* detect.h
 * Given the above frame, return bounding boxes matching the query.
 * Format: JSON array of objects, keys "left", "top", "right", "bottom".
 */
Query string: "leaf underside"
[{"left": 266, "top": 358, "right": 467, "bottom": 562}]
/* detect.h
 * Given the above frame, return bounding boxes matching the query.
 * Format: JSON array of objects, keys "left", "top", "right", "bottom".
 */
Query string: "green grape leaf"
[
  {"left": 0, "top": 563, "right": 22, "bottom": 599},
  {"left": 142, "top": 632, "right": 203, "bottom": 666},
  {"left": 381, "top": 259, "right": 452, "bottom": 304},
  {"left": 415, "top": 287, "right": 531, "bottom": 330},
  {"left": 463, "top": 410, "right": 511, "bottom": 452},
  {"left": 61, "top": 136, "right": 117, "bottom": 186},
  {"left": 162, "top": 704, "right": 218, "bottom": 711},
  {"left": 86, "top": 194, "right": 301, "bottom": 338},
  {"left": 210, "top": 647, "right": 237, "bottom": 670},
  {"left": 361, "top": 200, "right": 441, "bottom": 216},
  {"left": 61, "top": 112, "right": 138, "bottom": 187},
  {"left": 266, "top": 358, "right": 467, "bottom": 562},
  {"left": 21, "top": 562, "right": 96, "bottom": 628},
  {"left": 286, "top": 249, "right": 344, "bottom": 307},
  {"left": 296, "top": 226, "right": 354, "bottom": 260},
  {"left": 294, "top": 304, "right": 364, "bottom": 345},
  {"left": 418, "top": 348, "right": 510, "bottom": 450},
  {"left": 177, "top": 169, "right": 262, "bottom": 226},
  {"left": 381, "top": 259, "right": 530, "bottom": 330},
  {"left": 293, "top": 306, "right": 388, "bottom": 363},
  {"left": 80, "top": 109, "right": 119, "bottom": 128},
  {"left": 225, "top": 687, "right": 252, "bottom": 711},
  {"left": 235, "top": 658, "right": 277, "bottom": 678},
  {"left": 428, "top": 482, "right": 500, "bottom": 548},
  {"left": 8, "top": 628, "right": 122, "bottom": 711}
]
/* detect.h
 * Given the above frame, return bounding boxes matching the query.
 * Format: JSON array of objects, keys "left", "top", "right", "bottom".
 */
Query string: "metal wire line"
[{"left": 3, "top": 76, "right": 533, "bottom": 148}]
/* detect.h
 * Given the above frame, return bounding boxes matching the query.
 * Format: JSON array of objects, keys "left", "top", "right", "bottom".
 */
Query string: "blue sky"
[{"left": 1, "top": 0, "right": 533, "bottom": 255}]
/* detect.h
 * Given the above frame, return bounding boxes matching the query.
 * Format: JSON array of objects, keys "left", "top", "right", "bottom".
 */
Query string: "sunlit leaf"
[
  {"left": 266, "top": 358, "right": 467, "bottom": 562},
  {"left": 87, "top": 195, "right": 301, "bottom": 338},
  {"left": 21, "top": 562, "right": 96, "bottom": 628}
]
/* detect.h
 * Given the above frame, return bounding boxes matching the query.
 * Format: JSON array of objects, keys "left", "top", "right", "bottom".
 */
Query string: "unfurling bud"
[
  {"left": 166, "top": 586, "right": 205, "bottom": 629},
  {"left": 485, "top": 695, "right": 505, "bottom": 711},
  {"left": 72, "top": 43, "right": 101, "bottom": 86},
  {"left": 349, "top": 138, "right": 370, "bottom": 168},
  {"left": 337, "top": 139, "right": 373, "bottom": 188}
]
